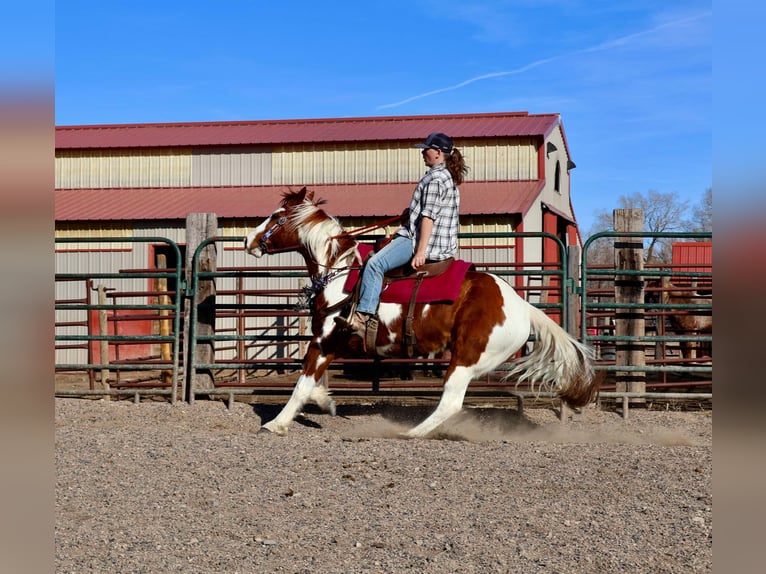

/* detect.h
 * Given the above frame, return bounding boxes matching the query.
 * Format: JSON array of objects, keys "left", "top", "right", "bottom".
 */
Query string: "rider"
[{"left": 336, "top": 132, "right": 469, "bottom": 338}]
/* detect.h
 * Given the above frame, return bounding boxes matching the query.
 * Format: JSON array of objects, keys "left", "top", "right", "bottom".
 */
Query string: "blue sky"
[{"left": 55, "top": 0, "right": 711, "bottom": 233}]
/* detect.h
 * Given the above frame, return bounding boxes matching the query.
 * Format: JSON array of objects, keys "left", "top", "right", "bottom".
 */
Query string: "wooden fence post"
[
  {"left": 566, "top": 245, "right": 581, "bottom": 337},
  {"left": 613, "top": 209, "right": 645, "bottom": 408},
  {"left": 156, "top": 254, "right": 172, "bottom": 387},
  {"left": 557, "top": 245, "right": 583, "bottom": 421},
  {"left": 97, "top": 284, "right": 110, "bottom": 399},
  {"left": 184, "top": 213, "right": 217, "bottom": 403}
]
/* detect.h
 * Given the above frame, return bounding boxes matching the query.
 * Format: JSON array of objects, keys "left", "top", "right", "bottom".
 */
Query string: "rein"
[
  {"left": 260, "top": 212, "right": 402, "bottom": 311},
  {"left": 329, "top": 214, "right": 402, "bottom": 241}
]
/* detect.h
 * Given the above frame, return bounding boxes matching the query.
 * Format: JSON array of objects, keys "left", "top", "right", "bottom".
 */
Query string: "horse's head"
[{"left": 244, "top": 187, "right": 315, "bottom": 258}]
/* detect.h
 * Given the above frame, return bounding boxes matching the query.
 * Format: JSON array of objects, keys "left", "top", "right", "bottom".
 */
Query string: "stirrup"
[{"left": 334, "top": 311, "right": 367, "bottom": 336}]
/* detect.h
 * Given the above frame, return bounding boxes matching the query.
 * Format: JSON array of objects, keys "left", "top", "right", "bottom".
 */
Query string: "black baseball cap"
[{"left": 414, "top": 132, "right": 453, "bottom": 153}]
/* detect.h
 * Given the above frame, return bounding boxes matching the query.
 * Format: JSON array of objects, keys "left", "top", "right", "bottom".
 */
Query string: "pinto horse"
[{"left": 244, "top": 188, "right": 597, "bottom": 437}]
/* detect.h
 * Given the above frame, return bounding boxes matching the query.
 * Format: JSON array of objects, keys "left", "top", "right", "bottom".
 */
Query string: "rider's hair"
[{"left": 445, "top": 147, "right": 469, "bottom": 185}]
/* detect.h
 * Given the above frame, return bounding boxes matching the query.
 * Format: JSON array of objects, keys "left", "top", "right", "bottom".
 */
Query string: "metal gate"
[
  {"left": 55, "top": 231, "right": 713, "bottom": 409},
  {"left": 55, "top": 237, "right": 184, "bottom": 402},
  {"left": 580, "top": 231, "right": 712, "bottom": 410}
]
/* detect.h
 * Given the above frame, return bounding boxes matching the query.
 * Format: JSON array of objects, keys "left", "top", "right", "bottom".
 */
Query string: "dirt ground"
[{"left": 55, "top": 394, "right": 711, "bottom": 574}]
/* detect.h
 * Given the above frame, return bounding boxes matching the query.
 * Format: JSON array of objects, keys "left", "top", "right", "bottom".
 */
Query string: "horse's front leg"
[{"left": 260, "top": 342, "right": 336, "bottom": 435}]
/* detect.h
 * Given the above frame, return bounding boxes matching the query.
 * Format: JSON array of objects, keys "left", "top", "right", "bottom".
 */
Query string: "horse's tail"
[{"left": 504, "top": 303, "right": 598, "bottom": 408}]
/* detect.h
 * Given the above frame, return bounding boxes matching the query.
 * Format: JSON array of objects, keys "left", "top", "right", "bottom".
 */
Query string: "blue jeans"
[{"left": 357, "top": 234, "right": 412, "bottom": 315}]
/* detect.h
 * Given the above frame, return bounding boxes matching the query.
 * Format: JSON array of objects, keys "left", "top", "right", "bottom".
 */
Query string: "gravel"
[{"left": 55, "top": 397, "right": 712, "bottom": 573}]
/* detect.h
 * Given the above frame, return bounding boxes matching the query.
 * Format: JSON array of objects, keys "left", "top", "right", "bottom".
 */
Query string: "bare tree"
[
  {"left": 586, "top": 190, "right": 691, "bottom": 264},
  {"left": 692, "top": 187, "right": 712, "bottom": 234}
]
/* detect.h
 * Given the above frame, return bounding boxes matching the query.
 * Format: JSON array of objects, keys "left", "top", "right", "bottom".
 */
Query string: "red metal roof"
[
  {"left": 55, "top": 181, "right": 544, "bottom": 221},
  {"left": 56, "top": 112, "right": 561, "bottom": 149}
]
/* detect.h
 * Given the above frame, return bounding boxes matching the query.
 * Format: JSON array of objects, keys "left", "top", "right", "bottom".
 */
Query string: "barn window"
[{"left": 554, "top": 160, "right": 561, "bottom": 194}]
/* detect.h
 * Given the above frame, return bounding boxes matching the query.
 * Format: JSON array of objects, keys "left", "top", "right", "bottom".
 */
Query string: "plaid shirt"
[{"left": 399, "top": 163, "right": 460, "bottom": 261}]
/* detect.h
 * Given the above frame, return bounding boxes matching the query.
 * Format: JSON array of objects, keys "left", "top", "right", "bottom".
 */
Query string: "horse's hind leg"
[{"left": 405, "top": 366, "right": 473, "bottom": 438}]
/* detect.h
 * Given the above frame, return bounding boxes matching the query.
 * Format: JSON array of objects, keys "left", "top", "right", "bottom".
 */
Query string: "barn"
[{"left": 55, "top": 111, "right": 582, "bottom": 366}]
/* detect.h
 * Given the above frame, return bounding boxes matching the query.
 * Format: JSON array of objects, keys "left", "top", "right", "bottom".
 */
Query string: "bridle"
[
  {"left": 251, "top": 209, "right": 404, "bottom": 313},
  {"left": 257, "top": 214, "right": 290, "bottom": 254},
  {"left": 255, "top": 210, "right": 401, "bottom": 257}
]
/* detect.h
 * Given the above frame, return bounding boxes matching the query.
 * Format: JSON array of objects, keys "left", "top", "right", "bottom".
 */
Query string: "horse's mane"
[{"left": 281, "top": 190, "right": 348, "bottom": 263}]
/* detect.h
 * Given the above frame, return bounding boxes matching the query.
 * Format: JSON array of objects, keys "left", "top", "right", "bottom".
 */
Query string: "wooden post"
[
  {"left": 97, "top": 284, "right": 110, "bottom": 399},
  {"left": 184, "top": 213, "right": 218, "bottom": 403},
  {"left": 560, "top": 245, "right": 583, "bottom": 422},
  {"left": 566, "top": 245, "right": 581, "bottom": 337},
  {"left": 613, "top": 209, "right": 645, "bottom": 408},
  {"left": 237, "top": 275, "right": 246, "bottom": 385},
  {"left": 156, "top": 254, "right": 172, "bottom": 387}
]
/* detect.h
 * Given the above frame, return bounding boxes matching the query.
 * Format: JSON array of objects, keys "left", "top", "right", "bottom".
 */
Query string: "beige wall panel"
[
  {"left": 272, "top": 144, "right": 426, "bottom": 185},
  {"left": 192, "top": 147, "right": 272, "bottom": 186},
  {"left": 271, "top": 141, "right": 537, "bottom": 185},
  {"left": 57, "top": 140, "right": 539, "bottom": 189},
  {"left": 56, "top": 222, "right": 134, "bottom": 250},
  {"left": 467, "top": 138, "right": 537, "bottom": 181},
  {"left": 56, "top": 149, "right": 192, "bottom": 189}
]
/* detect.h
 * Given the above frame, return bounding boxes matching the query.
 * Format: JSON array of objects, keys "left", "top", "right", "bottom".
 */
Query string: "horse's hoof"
[
  {"left": 328, "top": 400, "right": 337, "bottom": 417},
  {"left": 258, "top": 427, "right": 272, "bottom": 434}
]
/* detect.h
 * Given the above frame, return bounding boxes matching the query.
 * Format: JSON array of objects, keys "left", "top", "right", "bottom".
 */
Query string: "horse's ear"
[{"left": 304, "top": 188, "right": 314, "bottom": 202}]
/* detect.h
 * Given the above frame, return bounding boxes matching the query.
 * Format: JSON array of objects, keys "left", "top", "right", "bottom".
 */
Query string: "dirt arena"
[{"left": 55, "top": 397, "right": 711, "bottom": 573}]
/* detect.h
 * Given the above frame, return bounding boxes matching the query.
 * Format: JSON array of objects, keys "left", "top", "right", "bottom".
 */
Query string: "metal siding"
[
  {"left": 273, "top": 143, "right": 402, "bottom": 185},
  {"left": 271, "top": 141, "right": 536, "bottom": 186},
  {"left": 56, "top": 181, "right": 542, "bottom": 220},
  {"left": 56, "top": 112, "right": 561, "bottom": 149},
  {"left": 56, "top": 223, "right": 134, "bottom": 250},
  {"left": 57, "top": 140, "right": 538, "bottom": 190},
  {"left": 457, "top": 216, "right": 516, "bottom": 266},
  {"left": 672, "top": 242, "right": 712, "bottom": 270},
  {"left": 56, "top": 149, "right": 192, "bottom": 189},
  {"left": 191, "top": 146, "right": 272, "bottom": 186},
  {"left": 468, "top": 138, "right": 537, "bottom": 180}
]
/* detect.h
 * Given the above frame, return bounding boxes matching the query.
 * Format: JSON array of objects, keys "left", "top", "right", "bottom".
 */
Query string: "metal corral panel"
[
  {"left": 56, "top": 148, "right": 193, "bottom": 189},
  {"left": 55, "top": 237, "right": 156, "bottom": 364},
  {"left": 191, "top": 146, "right": 272, "bottom": 186}
]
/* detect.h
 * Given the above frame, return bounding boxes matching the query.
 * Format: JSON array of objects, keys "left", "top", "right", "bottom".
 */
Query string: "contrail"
[{"left": 377, "top": 11, "right": 710, "bottom": 110}]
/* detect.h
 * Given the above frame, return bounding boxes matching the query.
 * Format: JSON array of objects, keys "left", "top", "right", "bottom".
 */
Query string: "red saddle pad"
[{"left": 343, "top": 243, "right": 474, "bottom": 304}]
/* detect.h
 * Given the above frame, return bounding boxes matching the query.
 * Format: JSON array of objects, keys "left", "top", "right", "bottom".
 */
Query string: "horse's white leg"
[
  {"left": 406, "top": 278, "right": 532, "bottom": 439},
  {"left": 260, "top": 373, "right": 316, "bottom": 435},
  {"left": 310, "top": 371, "right": 336, "bottom": 416},
  {"left": 406, "top": 366, "right": 473, "bottom": 438},
  {"left": 261, "top": 342, "right": 336, "bottom": 434}
]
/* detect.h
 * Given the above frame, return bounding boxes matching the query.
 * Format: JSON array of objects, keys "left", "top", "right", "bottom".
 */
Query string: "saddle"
[
  {"left": 343, "top": 243, "right": 473, "bottom": 357},
  {"left": 382, "top": 257, "right": 455, "bottom": 280}
]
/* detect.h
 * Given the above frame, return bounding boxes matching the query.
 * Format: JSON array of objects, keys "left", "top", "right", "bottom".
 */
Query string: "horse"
[
  {"left": 662, "top": 287, "right": 712, "bottom": 360},
  {"left": 646, "top": 280, "right": 712, "bottom": 361},
  {"left": 244, "top": 187, "right": 598, "bottom": 437}
]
